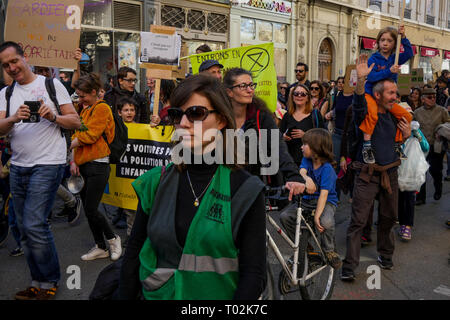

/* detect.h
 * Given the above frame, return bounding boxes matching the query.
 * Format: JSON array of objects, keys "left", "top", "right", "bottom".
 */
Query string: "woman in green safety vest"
[{"left": 118, "top": 74, "right": 268, "bottom": 299}]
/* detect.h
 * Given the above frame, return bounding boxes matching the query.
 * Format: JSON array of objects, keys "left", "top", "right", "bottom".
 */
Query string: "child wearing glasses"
[{"left": 359, "top": 25, "right": 414, "bottom": 164}]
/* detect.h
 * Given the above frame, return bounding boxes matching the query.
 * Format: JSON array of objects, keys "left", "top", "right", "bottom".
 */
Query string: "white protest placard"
[{"left": 140, "top": 31, "right": 181, "bottom": 66}]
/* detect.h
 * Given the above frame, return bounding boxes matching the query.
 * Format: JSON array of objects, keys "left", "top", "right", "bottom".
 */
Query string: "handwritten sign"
[{"left": 4, "top": 0, "right": 84, "bottom": 69}]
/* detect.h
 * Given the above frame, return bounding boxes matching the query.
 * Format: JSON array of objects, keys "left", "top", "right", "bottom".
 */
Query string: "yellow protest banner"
[
  {"left": 190, "top": 43, "right": 278, "bottom": 112},
  {"left": 101, "top": 123, "right": 173, "bottom": 210}
]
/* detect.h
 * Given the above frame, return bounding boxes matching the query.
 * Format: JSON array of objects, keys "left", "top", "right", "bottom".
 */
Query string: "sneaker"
[
  {"left": 340, "top": 268, "right": 355, "bottom": 281},
  {"left": 81, "top": 245, "right": 109, "bottom": 261},
  {"left": 361, "top": 235, "right": 372, "bottom": 247},
  {"left": 325, "top": 251, "right": 342, "bottom": 270},
  {"left": 396, "top": 144, "right": 407, "bottom": 160},
  {"left": 108, "top": 235, "right": 122, "bottom": 261},
  {"left": 362, "top": 145, "right": 375, "bottom": 164},
  {"left": 400, "top": 226, "right": 412, "bottom": 241},
  {"left": 377, "top": 255, "right": 393, "bottom": 270},
  {"left": 10, "top": 247, "right": 24, "bottom": 257},
  {"left": 35, "top": 287, "right": 57, "bottom": 300},
  {"left": 68, "top": 196, "right": 83, "bottom": 225},
  {"left": 15, "top": 287, "right": 39, "bottom": 300}
]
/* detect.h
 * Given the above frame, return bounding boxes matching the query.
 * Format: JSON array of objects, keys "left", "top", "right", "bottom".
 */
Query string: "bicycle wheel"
[{"left": 298, "top": 228, "right": 336, "bottom": 300}]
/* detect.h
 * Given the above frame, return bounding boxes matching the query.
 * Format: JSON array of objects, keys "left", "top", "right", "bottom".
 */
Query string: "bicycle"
[{"left": 263, "top": 186, "right": 336, "bottom": 300}]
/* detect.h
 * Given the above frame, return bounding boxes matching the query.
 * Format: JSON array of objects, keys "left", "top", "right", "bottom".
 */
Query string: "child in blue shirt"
[{"left": 300, "top": 128, "right": 340, "bottom": 269}]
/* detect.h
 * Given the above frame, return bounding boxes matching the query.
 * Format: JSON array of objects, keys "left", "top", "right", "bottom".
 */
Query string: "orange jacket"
[{"left": 72, "top": 100, "right": 115, "bottom": 165}]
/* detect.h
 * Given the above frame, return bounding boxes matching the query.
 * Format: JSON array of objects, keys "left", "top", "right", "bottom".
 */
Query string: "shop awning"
[
  {"left": 361, "top": 37, "right": 377, "bottom": 50},
  {"left": 420, "top": 47, "right": 440, "bottom": 57},
  {"left": 361, "top": 37, "right": 417, "bottom": 55},
  {"left": 444, "top": 50, "right": 450, "bottom": 60}
]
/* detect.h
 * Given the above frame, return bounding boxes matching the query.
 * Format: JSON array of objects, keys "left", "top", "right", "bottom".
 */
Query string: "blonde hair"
[
  {"left": 287, "top": 83, "right": 313, "bottom": 115},
  {"left": 376, "top": 27, "right": 398, "bottom": 55}
]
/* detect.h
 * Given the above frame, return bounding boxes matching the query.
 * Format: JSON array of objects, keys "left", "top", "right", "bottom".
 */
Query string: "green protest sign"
[{"left": 190, "top": 43, "right": 277, "bottom": 112}]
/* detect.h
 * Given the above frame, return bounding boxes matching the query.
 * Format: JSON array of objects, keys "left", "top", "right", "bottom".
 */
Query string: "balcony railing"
[{"left": 426, "top": 15, "right": 435, "bottom": 25}]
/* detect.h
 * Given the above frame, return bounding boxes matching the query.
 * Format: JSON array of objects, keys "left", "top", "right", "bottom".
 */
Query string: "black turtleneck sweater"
[{"left": 119, "top": 164, "right": 266, "bottom": 300}]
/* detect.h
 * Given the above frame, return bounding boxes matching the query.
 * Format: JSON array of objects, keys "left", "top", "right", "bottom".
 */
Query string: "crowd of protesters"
[{"left": 0, "top": 33, "right": 449, "bottom": 301}]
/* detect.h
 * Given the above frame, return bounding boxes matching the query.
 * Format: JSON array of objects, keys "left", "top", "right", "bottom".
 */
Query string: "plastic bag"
[{"left": 398, "top": 137, "right": 430, "bottom": 192}]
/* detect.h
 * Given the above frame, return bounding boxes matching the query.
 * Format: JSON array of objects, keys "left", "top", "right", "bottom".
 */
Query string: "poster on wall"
[
  {"left": 118, "top": 41, "right": 137, "bottom": 70},
  {"left": 4, "top": 0, "right": 85, "bottom": 69}
]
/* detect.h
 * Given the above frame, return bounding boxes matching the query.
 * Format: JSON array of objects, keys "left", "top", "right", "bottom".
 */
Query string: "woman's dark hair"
[
  {"left": 73, "top": 73, "right": 103, "bottom": 94},
  {"left": 223, "top": 68, "right": 271, "bottom": 114},
  {"left": 170, "top": 74, "right": 240, "bottom": 169},
  {"left": 302, "top": 128, "right": 336, "bottom": 167},
  {"left": 117, "top": 97, "right": 137, "bottom": 111},
  {"left": 160, "top": 79, "right": 176, "bottom": 104}
]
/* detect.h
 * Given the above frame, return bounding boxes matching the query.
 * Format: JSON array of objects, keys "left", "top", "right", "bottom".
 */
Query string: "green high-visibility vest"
[{"left": 132, "top": 164, "right": 264, "bottom": 300}]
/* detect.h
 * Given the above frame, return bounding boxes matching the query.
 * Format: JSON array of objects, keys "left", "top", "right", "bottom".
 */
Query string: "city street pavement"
[{"left": 0, "top": 175, "right": 449, "bottom": 300}]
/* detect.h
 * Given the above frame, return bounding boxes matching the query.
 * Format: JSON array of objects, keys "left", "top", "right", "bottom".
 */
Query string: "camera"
[{"left": 23, "top": 101, "right": 41, "bottom": 123}]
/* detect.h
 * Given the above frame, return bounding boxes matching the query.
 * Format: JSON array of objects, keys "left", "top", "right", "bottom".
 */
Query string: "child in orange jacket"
[{"left": 360, "top": 25, "right": 414, "bottom": 163}]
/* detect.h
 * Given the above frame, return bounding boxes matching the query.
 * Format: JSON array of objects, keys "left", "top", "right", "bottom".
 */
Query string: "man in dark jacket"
[{"left": 104, "top": 67, "right": 149, "bottom": 124}]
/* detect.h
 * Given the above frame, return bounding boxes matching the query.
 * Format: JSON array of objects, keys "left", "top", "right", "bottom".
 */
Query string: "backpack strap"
[
  {"left": 312, "top": 108, "right": 319, "bottom": 128},
  {"left": 5, "top": 81, "right": 16, "bottom": 118},
  {"left": 44, "top": 78, "right": 61, "bottom": 115}
]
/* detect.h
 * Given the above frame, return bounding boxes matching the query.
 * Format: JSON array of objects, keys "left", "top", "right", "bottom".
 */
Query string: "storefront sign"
[
  {"left": 190, "top": 43, "right": 278, "bottom": 112},
  {"left": 444, "top": 51, "right": 450, "bottom": 60},
  {"left": 5, "top": 0, "right": 84, "bottom": 69},
  {"left": 237, "top": 0, "right": 292, "bottom": 16},
  {"left": 102, "top": 123, "right": 173, "bottom": 210},
  {"left": 420, "top": 47, "right": 439, "bottom": 57}
]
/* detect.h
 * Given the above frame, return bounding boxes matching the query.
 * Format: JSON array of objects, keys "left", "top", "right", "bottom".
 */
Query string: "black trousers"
[
  {"left": 398, "top": 191, "right": 416, "bottom": 226},
  {"left": 417, "top": 146, "right": 445, "bottom": 201},
  {"left": 79, "top": 162, "right": 115, "bottom": 249},
  {"left": 343, "top": 170, "right": 398, "bottom": 271}
]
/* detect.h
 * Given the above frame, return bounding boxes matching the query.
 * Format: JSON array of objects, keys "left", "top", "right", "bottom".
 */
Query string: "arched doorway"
[{"left": 318, "top": 38, "right": 333, "bottom": 82}]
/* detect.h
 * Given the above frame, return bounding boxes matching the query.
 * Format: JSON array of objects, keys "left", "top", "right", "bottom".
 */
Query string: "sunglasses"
[
  {"left": 310, "top": 87, "right": 320, "bottom": 91},
  {"left": 167, "top": 106, "right": 218, "bottom": 124},
  {"left": 423, "top": 94, "right": 436, "bottom": 99},
  {"left": 280, "top": 86, "right": 288, "bottom": 90},
  {"left": 230, "top": 82, "right": 257, "bottom": 90},
  {"left": 293, "top": 91, "right": 308, "bottom": 97},
  {"left": 295, "top": 69, "right": 305, "bottom": 73}
]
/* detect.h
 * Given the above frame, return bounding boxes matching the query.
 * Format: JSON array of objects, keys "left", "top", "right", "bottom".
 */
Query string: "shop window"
[
  {"left": 443, "top": 59, "right": 450, "bottom": 71},
  {"left": 188, "top": 10, "right": 206, "bottom": 31},
  {"left": 161, "top": 6, "right": 185, "bottom": 29},
  {"left": 274, "top": 48, "right": 287, "bottom": 81},
  {"left": 186, "top": 40, "right": 225, "bottom": 56},
  {"left": 207, "top": 13, "right": 228, "bottom": 34},
  {"left": 82, "top": 0, "right": 113, "bottom": 28},
  {"left": 419, "top": 56, "right": 433, "bottom": 82},
  {"left": 113, "top": 1, "right": 141, "bottom": 31},
  {"left": 241, "top": 18, "right": 256, "bottom": 42},
  {"left": 257, "top": 21, "right": 272, "bottom": 42},
  {"left": 273, "top": 23, "right": 287, "bottom": 44}
]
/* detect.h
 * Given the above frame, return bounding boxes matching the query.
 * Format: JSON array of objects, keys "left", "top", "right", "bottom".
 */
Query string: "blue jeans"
[
  {"left": 7, "top": 198, "right": 21, "bottom": 248},
  {"left": 10, "top": 164, "right": 65, "bottom": 288}
]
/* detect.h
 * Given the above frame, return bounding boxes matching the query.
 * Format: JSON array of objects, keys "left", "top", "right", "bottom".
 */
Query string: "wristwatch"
[{"left": 50, "top": 114, "right": 57, "bottom": 122}]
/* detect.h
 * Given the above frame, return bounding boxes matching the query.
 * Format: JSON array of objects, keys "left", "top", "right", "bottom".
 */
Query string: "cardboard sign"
[
  {"left": 410, "top": 68, "right": 424, "bottom": 88},
  {"left": 4, "top": 0, "right": 84, "bottom": 69},
  {"left": 343, "top": 64, "right": 357, "bottom": 94},
  {"left": 397, "top": 74, "right": 411, "bottom": 96}
]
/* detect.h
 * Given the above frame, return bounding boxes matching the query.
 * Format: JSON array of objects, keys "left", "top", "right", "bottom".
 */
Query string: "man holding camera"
[{"left": 0, "top": 41, "right": 81, "bottom": 300}]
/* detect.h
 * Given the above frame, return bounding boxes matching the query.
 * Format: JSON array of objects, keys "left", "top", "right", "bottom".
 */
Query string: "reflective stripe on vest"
[{"left": 142, "top": 254, "right": 238, "bottom": 290}]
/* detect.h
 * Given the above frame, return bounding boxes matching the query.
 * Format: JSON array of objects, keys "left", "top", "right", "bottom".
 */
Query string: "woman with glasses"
[
  {"left": 223, "top": 68, "right": 307, "bottom": 196},
  {"left": 279, "top": 83, "right": 324, "bottom": 167},
  {"left": 119, "top": 74, "right": 268, "bottom": 300},
  {"left": 310, "top": 80, "right": 329, "bottom": 117}
]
